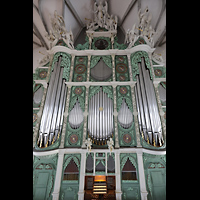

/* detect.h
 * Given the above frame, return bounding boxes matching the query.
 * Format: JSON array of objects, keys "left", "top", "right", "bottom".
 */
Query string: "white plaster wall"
[{"left": 33, "top": 47, "right": 49, "bottom": 73}]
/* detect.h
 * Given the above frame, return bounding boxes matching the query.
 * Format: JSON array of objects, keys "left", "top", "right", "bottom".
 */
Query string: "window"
[
  {"left": 122, "top": 158, "right": 137, "bottom": 180},
  {"left": 63, "top": 159, "right": 79, "bottom": 180}
]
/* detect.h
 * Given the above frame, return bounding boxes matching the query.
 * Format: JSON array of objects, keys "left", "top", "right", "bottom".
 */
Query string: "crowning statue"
[
  {"left": 125, "top": 6, "right": 156, "bottom": 48},
  {"left": 45, "top": 10, "right": 74, "bottom": 49},
  {"left": 86, "top": 0, "right": 117, "bottom": 31}
]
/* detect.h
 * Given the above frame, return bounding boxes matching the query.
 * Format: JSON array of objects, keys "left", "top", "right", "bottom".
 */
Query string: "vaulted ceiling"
[{"left": 33, "top": 0, "right": 166, "bottom": 71}]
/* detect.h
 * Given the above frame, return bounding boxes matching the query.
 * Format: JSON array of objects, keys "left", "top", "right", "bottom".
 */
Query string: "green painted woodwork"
[
  {"left": 113, "top": 36, "right": 127, "bottom": 49},
  {"left": 64, "top": 86, "right": 84, "bottom": 146},
  {"left": 33, "top": 84, "right": 44, "bottom": 109},
  {"left": 68, "top": 86, "right": 86, "bottom": 112},
  {"left": 116, "top": 85, "right": 136, "bottom": 147},
  {"left": 120, "top": 153, "right": 141, "bottom": 200},
  {"left": 75, "top": 36, "right": 89, "bottom": 50},
  {"left": 60, "top": 154, "right": 81, "bottom": 200},
  {"left": 143, "top": 153, "right": 166, "bottom": 200},
  {"left": 130, "top": 51, "right": 153, "bottom": 81},
  {"left": 72, "top": 56, "right": 88, "bottom": 82},
  {"left": 34, "top": 68, "right": 49, "bottom": 80},
  {"left": 90, "top": 55, "right": 112, "bottom": 69},
  {"left": 33, "top": 154, "right": 58, "bottom": 200},
  {"left": 51, "top": 52, "right": 71, "bottom": 81},
  {"left": 118, "top": 121, "right": 137, "bottom": 147},
  {"left": 115, "top": 55, "right": 130, "bottom": 81},
  {"left": 64, "top": 116, "right": 83, "bottom": 148},
  {"left": 116, "top": 85, "right": 133, "bottom": 112}
]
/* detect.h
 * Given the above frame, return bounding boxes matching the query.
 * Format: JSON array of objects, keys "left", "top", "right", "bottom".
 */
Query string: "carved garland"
[
  {"left": 90, "top": 55, "right": 112, "bottom": 69},
  {"left": 63, "top": 154, "right": 81, "bottom": 171},
  {"left": 130, "top": 51, "right": 153, "bottom": 81},
  {"left": 120, "top": 153, "right": 138, "bottom": 171},
  {"left": 68, "top": 86, "right": 86, "bottom": 112},
  {"left": 88, "top": 86, "right": 113, "bottom": 101},
  {"left": 51, "top": 52, "right": 71, "bottom": 81}
]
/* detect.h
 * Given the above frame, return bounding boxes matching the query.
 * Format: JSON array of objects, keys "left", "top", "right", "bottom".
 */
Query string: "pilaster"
[
  {"left": 78, "top": 152, "right": 86, "bottom": 200},
  {"left": 137, "top": 149, "right": 148, "bottom": 200},
  {"left": 115, "top": 152, "right": 122, "bottom": 200},
  {"left": 52, "top": 151, "right": 64, "bottom": 200}
]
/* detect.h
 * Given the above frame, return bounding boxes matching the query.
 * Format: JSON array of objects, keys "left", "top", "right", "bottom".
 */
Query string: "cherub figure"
[
  {"left": 85, "top": 138, "right": 92, "bottom": 154},
  {"left": 107, "top": 137, "right": 114, "bottom": 155}
]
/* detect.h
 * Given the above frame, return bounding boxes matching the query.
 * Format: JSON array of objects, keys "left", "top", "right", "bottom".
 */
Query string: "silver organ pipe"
[
  {"left": 38, "top": 56, "right": 67, "bottom": 148},
  {"left": 69, "top": 99, "right": 84, "bottom": 129},
  {"left": 88, "top": 87, "right": 113, "bottom": 145},
  {"left": 134, "top": 57, "right": 163, "bottom": 147},
  {"left": 118, "top": 99, "right": 133, "bottom": 129}
]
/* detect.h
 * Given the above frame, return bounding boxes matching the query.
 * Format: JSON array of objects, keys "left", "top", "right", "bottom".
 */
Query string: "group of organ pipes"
[
  {"left": 38, "top": 56, "right": 67, "bottom": 148},
  {"left": 37, "top": 55, "right": 164, "bottom": 148},
  {"left": 134, "top": 57, "right": 164, "bottom": 147}
]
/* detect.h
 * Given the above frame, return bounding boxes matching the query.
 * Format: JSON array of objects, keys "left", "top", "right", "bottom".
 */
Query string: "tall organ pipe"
[{"left": 134, "top": 57, "right": 163, "bottom": 147}]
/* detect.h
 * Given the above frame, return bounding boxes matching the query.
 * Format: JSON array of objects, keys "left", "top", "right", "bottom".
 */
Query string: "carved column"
[
  {"left": 78, "top": 152, "right": 86, "bottom": 200},
  {"left": 82, "top": 85, "right": 89, "bottom": 148},
  {"left": 87, "top": 55, "right": 91, "bottom": 81},
  {"left": 111, "top": 54, "right": 116, "bottom": 81},
  {"left": 59, "top": 85, "right": 71, "bottom": 148},
  {"left": 127, "top": 53, "right": 133, "bottom": 81},
  {"left": 137, "top": 149, "right": 148, "bottom": 200},
  {"left": 115, "top": 152, "right": 122, "bottom": 200},
  {"left": 52, "top": 151, "right": 64, "bottom": 200},
  {"left": 113, "top": 84, "right": 119, "bottom": 148},
  {"left": 69, "top": 54, "right": 75, "bottom": 82}
]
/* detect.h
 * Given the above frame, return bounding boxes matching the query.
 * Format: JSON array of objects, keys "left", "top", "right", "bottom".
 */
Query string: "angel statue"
[
  {"left": 125, "top": 24, "right": 139, "bottom": 48},
  {"left": 94, "top": 1, "right": 108, "bottom": 28},
  {"left": 107, "top": 137, "right": 114, "bottom": 155},
  {"left": 85, "top": 137, "right": 92, "bottom": 154},
  {"left": 138, "top": 6, "right": 149, "bottom": 31}
]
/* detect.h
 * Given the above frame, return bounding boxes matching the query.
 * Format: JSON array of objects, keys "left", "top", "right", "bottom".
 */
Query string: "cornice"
[{"left": 47, "top": 44, "right": 155, "bottom": 57}]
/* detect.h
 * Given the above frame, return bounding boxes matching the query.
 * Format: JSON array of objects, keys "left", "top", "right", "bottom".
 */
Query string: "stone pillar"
[
  {"left": 137, "top": 150, "right": 148, "bottom": 200},
  {"left": 78, "top": 152, "right": 86, "bottom": 200},
  {"left": 115, "top": 152, "right": 122, "bottom": 200},
  {"left": 52, "top": 151, "right": 64, "bottom": 200}
]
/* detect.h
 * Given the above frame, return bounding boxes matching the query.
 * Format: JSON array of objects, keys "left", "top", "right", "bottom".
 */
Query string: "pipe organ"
[
  {"left": 88, "top": 87, "right": 113, "bottom": 145},
  {"left": 38, "top": 56, "right": 67, "bottom": 148},
  {"left": 134, "top": 57, "right": 163, "bottom": 147}
]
